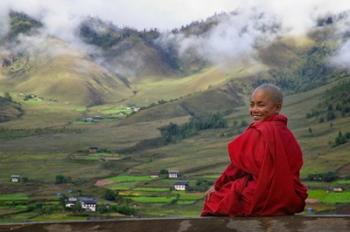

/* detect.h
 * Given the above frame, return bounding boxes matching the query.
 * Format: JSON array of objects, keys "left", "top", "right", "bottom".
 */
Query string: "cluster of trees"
[
  {"left": 332, "top": 131, "right": 350, "bottom": 147},
  {"left": 55, "top": 175, "right": 72, "bottom": 184},
  {"left": 190, "top": 179, "right": 213, "bottom": 192},
  {"left": 159, "top": 169, "right": 169, "bottom": 178},
  {"left": 23, "top": 94, "right": 40, "bottom": 101},
  {"left": 104, "top": 189, "right": 120, "bottom": 201},
  {"left": 79, "top": 19, "right": 126, "bottom": 49},
  {"left": 101, "top": 190, "right": 135, "bottom": 215},
  {"left": 9, "top": 11, "right": 43, "bottom": 38},
  {"left": 258, "top": 43, "right": 336, "bottom": 95},
  {"left": 306, "top": 171, "right": 338, "bottom": 182},
  {"left": 159, "top": 113, "right": 227, "bottom": 143},
  {"left": 79, "top": 17, "right": 161, "bottom": 51},
  {"left": 306, "top": 81, "right": 350, "bottom": 122},
  {"left": 306, "top": 104, "right": 337, "bottom": 122}
]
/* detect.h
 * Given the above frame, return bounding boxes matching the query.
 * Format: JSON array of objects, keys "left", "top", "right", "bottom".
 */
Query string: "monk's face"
[{"left": 249, "top": 90, "right": 281, "bottom": 121}]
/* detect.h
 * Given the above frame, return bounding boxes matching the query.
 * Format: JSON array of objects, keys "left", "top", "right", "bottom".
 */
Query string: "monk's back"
[
  {"left": 257, "top": 119, "right": 303, "bottom": 175},
  {"left": 202, "top": 84, "right": 308, "bottom": 217}
]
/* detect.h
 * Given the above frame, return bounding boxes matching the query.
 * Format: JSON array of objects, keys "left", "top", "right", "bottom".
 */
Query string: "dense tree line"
[
  {"left": 190, "top": 179, "right": 213, "bottom": 192},
  {"left": 306, "top": 80, "right": 350, "bottom": 122},
  {"left": 159, "top": 113, "right": 227, "bottom": 143},
  {"left": 55, "top": 175, "right": 72, "bottom": 184},
  {"left": 79, "top": 19, "right": 126, "bottom": 49},
  {"left": 306, "top": 171, "right": 338, "bottom": 182},
  {"left": 254, "top": 43, "right": 337, "bottom": 94},
  {"left": 332, "top": 131, "right": 350, "bottom": 147},
  {"left": 9, "top": 11, "right": 43, "bottom": 38}
]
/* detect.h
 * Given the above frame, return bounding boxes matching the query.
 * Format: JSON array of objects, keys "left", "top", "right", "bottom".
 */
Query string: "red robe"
[{"left": 201, "top": 114, "right": 307, "bottom": 216}]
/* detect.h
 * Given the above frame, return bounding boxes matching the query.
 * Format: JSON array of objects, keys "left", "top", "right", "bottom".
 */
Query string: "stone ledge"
[{"left": 0, "top": 215, "right": 350, "bottom": 232}]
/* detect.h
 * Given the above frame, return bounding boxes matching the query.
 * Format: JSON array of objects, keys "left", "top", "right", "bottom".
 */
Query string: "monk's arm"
[
  {"left": 213, "top": 127, "right": 263, "bottom": 191},
  {"left": 214, "top": 163, "right": 246, "bottom": 190}
]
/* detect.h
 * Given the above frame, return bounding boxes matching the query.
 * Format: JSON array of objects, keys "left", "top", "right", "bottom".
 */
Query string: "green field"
[
  {"left": 309, "top": 190, "right": 350, "bottom": 204},
  {"left": 106, "top": 175, "right": 153, "bottom": 182},
  {"left": 0, "top": 193, "right": 29, "bottom": 201}
]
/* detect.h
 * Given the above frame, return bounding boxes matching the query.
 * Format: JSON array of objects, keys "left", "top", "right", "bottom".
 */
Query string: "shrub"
[
  {"left": 159, "top": 113, "right": 227, "bottom": 144},
  {"left": 104, "top": 189, "right": 118, "bottom": 201},
  {"left": 55, "top": 175, "right": 71, "bottom": 184}
]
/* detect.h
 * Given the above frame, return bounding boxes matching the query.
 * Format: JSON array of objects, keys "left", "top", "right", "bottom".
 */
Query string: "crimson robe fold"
[{"left": 201, "top": 114, "right": 308, "bottom": 216}]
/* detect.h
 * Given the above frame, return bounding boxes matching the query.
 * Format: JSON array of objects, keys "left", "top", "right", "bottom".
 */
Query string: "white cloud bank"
[
  {"left": 0, "top": 0, "right": 349, "bottom": 36},
  {"left": 1, "top": 0, "right": 350, "bottom": 68}
]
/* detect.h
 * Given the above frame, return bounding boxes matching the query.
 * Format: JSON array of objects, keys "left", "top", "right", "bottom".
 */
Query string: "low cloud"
[
  {"left": 330, "top": 40, "right": 350, "bottom": 69},
  {"left": 157, "top": 8, "right": 281, "bottom": 66},
  {"left": 1, "top": 0, "right": 350, "bottom": 71}
]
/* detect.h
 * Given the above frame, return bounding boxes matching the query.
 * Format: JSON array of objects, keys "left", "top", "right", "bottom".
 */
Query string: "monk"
[{"left": 201, "top": 83, "right": 308, "bottom": 216}]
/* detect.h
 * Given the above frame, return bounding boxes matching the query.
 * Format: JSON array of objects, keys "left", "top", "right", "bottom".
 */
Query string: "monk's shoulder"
[
  {"left": 248, "top": 120, "right": 270, "bottom": 133},
  {"left": 228, "top": 125, "right": 265, "bottom": 153},
  {"left": 248, "top": 120, "right": 282, "bottom": 143},
  {"left": 239, "top": 125, "right": 263, "bottom": 141}
]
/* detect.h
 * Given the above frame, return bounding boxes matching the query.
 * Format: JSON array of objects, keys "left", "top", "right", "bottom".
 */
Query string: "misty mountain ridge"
[{"left": 0, "top": 9, "right": 350, "bottom": 108}]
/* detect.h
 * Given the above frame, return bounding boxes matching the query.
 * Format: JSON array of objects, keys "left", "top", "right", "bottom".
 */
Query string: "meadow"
[{"left": 0, "top": 75, "right": 350, "bottom": 221}]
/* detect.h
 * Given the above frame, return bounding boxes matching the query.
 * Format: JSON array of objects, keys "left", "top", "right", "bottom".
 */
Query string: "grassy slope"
[
  {"left": 1, "top": 71, "right": 349, "bottom": 178},
  {"left": 0, "top": 38, "right": 133, "bottom": 106},
  {"left": 125, "top": 80, "right": 350, "bottom": 179},
  {"left": 126, "top": 63, "right": 266, "bottom": 106}
]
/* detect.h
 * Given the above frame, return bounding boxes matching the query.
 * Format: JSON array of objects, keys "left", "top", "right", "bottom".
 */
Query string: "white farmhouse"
[
  {"left": 65, "top": 197, "right": 78, "bottom": 208},
  {"left": 79, "top": 197, "right": 97, "bottom": 212},
  {"left": 11, "top": 175, "right": 21, "bottom": 183},
  {"left": 174, "top": 181, "right": 189, "bottom": 191},
  {"left": 65, "top": 197, "right": 97, "bottom": 212},
  {"left": 168, "top": 169, "right": 179, "bottom": 179}
]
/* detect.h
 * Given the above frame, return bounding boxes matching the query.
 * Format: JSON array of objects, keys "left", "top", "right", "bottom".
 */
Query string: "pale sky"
[{"left": 0, "top": 0, "right": 350, "bottom": 31}]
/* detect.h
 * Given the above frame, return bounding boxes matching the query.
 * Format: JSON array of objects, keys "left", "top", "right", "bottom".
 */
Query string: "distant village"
[
  {"left": 10, "top": 146, "right": 193, "bottom": 213},
  {"left": 10, "top": 146, "right": 347, "bottom": 213}
]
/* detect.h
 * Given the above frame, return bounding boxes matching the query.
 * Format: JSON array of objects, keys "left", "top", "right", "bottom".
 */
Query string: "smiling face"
[{"left": 250, "top": 89, "right": 282, "bottom": 122}]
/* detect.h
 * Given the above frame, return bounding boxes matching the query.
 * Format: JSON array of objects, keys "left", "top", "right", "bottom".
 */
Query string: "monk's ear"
[{"left": 275, "top": 103, "right": 282, "bottom": 113}]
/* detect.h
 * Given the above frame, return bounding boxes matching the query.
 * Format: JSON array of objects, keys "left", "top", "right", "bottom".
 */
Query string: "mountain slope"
[
  {"left": 0, "top": 38, "right": 134, "bottom": 106},
  {"left": 79, "top": 18, "right": 178, "bottom": 80}
]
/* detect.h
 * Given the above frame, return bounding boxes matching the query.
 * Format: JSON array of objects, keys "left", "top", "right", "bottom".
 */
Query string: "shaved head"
[
  {"left": 250, "top": 83, "right": 283, "bottom": 121},
  {"left": 253, "top": 83, "right": 283, "bottom": 104}
]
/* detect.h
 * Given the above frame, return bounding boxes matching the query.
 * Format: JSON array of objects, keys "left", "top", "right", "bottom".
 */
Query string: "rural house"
[
  {"left": 168, "top": 169, "right": 179, "bottom": 179},
  {"left": 79, "top": 197, "right": 97, "bottom": 212},
  {"left": 174, "top": 181, "right": 189, "bottom": 191},
  {"left": 88, "top": 146, "right": 99, "bottom": 153},
  {"left": 10, "top": 175, "right": 21, "bottom": 183},
  {"left": 65, "top": 197, "right": 98, "bottom": 212},
  {"left": 65, "top": 197, "right": 78, "bottom": 208}
]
